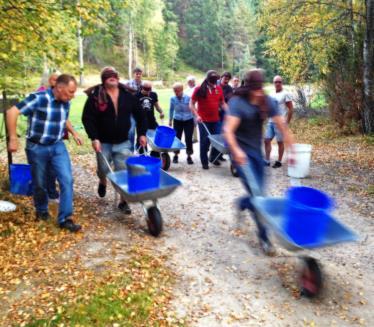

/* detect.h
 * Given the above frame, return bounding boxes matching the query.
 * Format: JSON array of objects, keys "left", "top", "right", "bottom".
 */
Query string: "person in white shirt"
[
  {"left": 185, "top": 75, "right": 198, "bottom": 142},
  {"left": 264, "top": 75, "right": 293, "bottom": 168}
]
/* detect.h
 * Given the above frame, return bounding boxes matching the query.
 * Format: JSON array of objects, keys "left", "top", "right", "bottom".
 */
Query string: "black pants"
[{"left": 173, "top": 118, "right": 194, "bottom": 155}]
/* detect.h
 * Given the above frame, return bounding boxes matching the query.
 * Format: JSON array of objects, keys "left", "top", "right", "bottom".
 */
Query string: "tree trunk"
[
  {"left": 363, "top": 0, "right": 374, "bottom": 134},
  {"left": 77, "top": 16, "right": 84, "bottom": 86},
  {"left": 128, "top": 23, "right": 133, "bottom": 80}
]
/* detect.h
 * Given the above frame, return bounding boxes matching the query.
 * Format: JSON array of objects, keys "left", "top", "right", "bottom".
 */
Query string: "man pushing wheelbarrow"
[{"left": 224, "top": 69, "right": 295, "bottom": 255}]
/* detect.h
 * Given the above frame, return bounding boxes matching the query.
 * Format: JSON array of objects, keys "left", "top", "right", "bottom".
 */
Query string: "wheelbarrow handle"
[
  {"left": 199, "top": 122, "right": 211, "bottom": 136},
  {"left": 97, "top": 151, "right": 114, "bottom": 174}
]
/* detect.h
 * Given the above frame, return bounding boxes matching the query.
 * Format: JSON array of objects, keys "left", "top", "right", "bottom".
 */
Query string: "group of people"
[{"left": 6, "top": 66, "right": 295, "bottom": 255}]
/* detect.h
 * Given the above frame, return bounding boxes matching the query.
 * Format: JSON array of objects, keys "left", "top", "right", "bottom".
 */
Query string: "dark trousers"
[
  {"left": 173, "top": 118, "right": 194, "bottom": 155},
  {"left": 198, "top": 122, "right": 220, "bottom": 166}
]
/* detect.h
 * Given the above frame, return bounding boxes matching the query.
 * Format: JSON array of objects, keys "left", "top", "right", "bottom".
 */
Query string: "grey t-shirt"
[{"left": 228, "top": 96, "right": 280, "bottom": 155}]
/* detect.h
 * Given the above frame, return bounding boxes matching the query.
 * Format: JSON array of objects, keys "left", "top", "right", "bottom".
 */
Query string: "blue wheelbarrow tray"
[
  {"left": 107, "top": 169, "right": 182, "bottom": 203},
  {"left": 147, "top": 129, "right": 186, "bottom": 152},
  {"left": 208, "top": 134, "right": 230, "bottom": 155},
  {"left": 252, "top": 197, "right": 358, "bottom": 252}
]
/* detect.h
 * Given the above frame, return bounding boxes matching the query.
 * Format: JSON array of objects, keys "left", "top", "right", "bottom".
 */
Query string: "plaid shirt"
[
  {"left": 16, "top": 88, "right": 70, "bottom": 145},
  {"left": 126, "top": 79, "right": 142, "bottom": 92}
]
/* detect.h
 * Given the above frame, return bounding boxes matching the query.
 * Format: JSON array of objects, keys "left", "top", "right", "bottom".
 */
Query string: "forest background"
[{"left": 0, "top": 0, "right": 373, "bottom": 134}]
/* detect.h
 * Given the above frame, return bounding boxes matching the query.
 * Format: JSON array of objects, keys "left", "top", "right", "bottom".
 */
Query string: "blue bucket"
[
  {"left": 126, "top": 156, "right": 161, "bottom": 193},
  {"left": 154, "top": 126, "right": 176, "bottom": 148},
  {"left": 284, "top": 187, "right": 334, "bottom": 245},
  {"left": 10, "top": 164, "right": 33, "bottom": 196}
]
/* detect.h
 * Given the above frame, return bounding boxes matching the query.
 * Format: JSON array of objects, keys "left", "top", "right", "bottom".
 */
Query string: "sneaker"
[
  {"left": 272, "top": 161, "right": 282, "bottom": 168},
  {"left": 260, "top": 239, "right": 276, "bottom": 256},
  {"left": 59, "top": 219, "right": 82, "bottom": 232},
  {"left": 36, "top": 212, "right": 52, "bottom": 221},
  {"left": 187, "top": 156, "right": 194, "bottom": 165},
  {"left": 264, "top": 160, "right": 270, "bottom": 167},
  {"left": 173, "top": 155, "right": 178, "bottom": 164},
  {"left": 98, "top": 183, "right": 106, "bottom": 198},
  {"left": 118, "top": 201, "right": 132, "bottom": 215},
  {"left": 202, "top": 164, "right": 209, "bottom": 170},
  {"left": 209, "top": 158, "right": 221, "bottom": 166}
]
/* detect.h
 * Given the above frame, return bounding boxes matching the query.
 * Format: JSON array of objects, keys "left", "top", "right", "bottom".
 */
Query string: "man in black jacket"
[{"left": 82, "top": 67, "right": 147, "bottom": 214}]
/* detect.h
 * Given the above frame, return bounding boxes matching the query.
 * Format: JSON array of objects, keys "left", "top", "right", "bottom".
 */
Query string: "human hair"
[
  {"left": 56, "top": 74, "right": 77, "bottom": 86},
  {"left": 172, "top": 82, "right": 183, "bottom": 90},
  {"left": 221, "top": 71, "right": 232, "bottom": 79},
  {"left": 133, "top": 67, "right": 143, "bottom": 74},
  {"left": 195, "top": 70, "right": 219, "bottom": 99},
  {"left": 186, "top": 75, "right": 196, "bottom": 82}
]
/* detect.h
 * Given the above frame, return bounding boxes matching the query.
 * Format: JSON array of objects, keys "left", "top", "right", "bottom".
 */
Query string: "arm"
[
  {"left": 6, "top": 106, "right": 21, "bottom": 152},
  {"left": 66, "top": 120, "right": 83, "bottom": 145},
  {"left": 221, "top": 99, "right": 229, "bottom": 112},
  {"left": 272, "top": 115, "right": 295, "bottom": 148},
  {"left": 285, "top": 101, "right": 293, "bottom": 124},
  {"left": 169, "top": 98, "right": 174, "bottom": 126},
  {"left": 189, "top": 98, "right": 201, "bottom": 122},
  {"left": 132, "top": 99, "right": 147, "bottom": 147},
  {"left": 223, "top": 115, "right": 247, "bottom": 165},
  {"left": 154, "top": 102, "right": 164, "bottom": 119},
  {"left": 82, "top": 96, "right": 101, "bottom": 152}
]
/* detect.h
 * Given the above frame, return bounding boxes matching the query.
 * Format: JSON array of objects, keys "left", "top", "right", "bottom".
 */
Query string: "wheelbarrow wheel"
[
  {"left": 230, "top": 163, "right": 239, "bottom": 177},
  {"left": 300, "top": 256, "right": 323, "bottom": 298},
  {"left": 146, "top": 206, "right": 163, "bottom": 237},
  {"left": 161, "top": 153, "right": 171, "bottom": 171}
]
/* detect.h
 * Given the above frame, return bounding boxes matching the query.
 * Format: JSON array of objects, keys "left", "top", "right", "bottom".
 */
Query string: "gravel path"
[{"left": 72, "top": 148, "right": 373, "bottom": 327}]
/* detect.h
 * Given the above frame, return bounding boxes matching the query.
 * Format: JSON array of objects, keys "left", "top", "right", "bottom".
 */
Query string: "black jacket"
[{"left": 82, "top": 85, "right": 147, "bottom": 144}]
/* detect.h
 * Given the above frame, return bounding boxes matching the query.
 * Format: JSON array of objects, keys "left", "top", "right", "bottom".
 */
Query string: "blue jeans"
[
  {"left": 198, "top": 122, "right": 220, "bottom": 166},
  {"left": 96, "top": 140, "right": 133, "bottom": 180},
  {"left": 25, "top": 141, "right": 73, "bottom": 224},
  {"left": 234, "top": 152, "right": 269, "bottom": 242},
  {"left": 46, "top": 166, "right": 59, "bottom": 199}
]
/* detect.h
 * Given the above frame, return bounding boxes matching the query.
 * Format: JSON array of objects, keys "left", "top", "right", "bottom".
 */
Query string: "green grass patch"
[{"left": 310, "top": 91, "right": 327, "bottom": 110}]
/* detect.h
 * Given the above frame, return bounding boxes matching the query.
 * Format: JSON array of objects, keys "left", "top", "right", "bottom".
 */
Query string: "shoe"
[
  {"left": 210, "top": 160, "right": 221, "bottom": 166},
  {"left": 219, "top": 156, "right": 227, "bottom": 162},
  {"left": 187, "top": 156, "right": 194, "bottom": 165},
  {"left": 36, "top": 212, "right": 51, "bottom": 221},
  {"left": 118, "top": 201, "right": 132, "bottom": 215},
  {"left": 98, "top": 183, "right": 106, "bottom": 198},
  {"left": 173, "top": 155, "right": 178, "bottom": 164},
  {"left": 264, "top": 160, "right": 270, "bottom": 167},
  {"left": 260, "top": 239, "right": 276, "bottom": 256},
  {"left": 202, "top": 164, "right": 209, "bottom": 170},
  {"left": 272, "top": 161, "right": 282, "bottom": 168},
  {"left": 59, "top": 219, "right": 82, "bottom": 232}
]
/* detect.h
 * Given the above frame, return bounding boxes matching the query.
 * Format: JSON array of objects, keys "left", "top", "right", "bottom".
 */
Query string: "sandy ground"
[{"left": 69, "top": 142, "right": 373, "bottom": 327}]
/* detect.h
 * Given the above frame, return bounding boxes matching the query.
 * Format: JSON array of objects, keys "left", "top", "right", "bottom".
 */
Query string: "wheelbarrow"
[
  {"left": 146, "top": 129, "right": 186, "bottom": 171},
  {"left": 200, "top": 123, "right": 238, "bottom": 177},
  {"left": 239, "top": 164, "right": 358, "bottom": 297},
  {"left": 99, "top": 152, "right": 182, "bottom": 237}
]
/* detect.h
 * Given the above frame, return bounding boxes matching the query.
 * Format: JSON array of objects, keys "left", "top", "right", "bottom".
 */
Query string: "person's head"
[
  {"left": 141, "top": 81, "right": 152, "bottom": 95},
  {"left": 48, "top": 73, "right": 59, "bottom": 88},
  {"left": 186, "top": 75, "right": 196, "bottom": 88},
  {"left": 206, "top": 70, "right": 220, "bottom": 86},
  {"left": 232, "top": 76, "right": 240, "bottom": 88},
  {"left": 133, "top": 67, "right": 143, "bottom": 81},
  {"left": 53, "top": 74, "right": 77, "bottom": 103},
  {"left": 101, "top": 66, "right": 119, "bottom": 89},
  {"left": 273, "top": 75, "right": 283, "bottom": 92},
  {"left": 173, "top": 82, "right": 184, "bottom": 97},
  {"left": 220, "top": 72, "right": 232, "bottom": 86}
]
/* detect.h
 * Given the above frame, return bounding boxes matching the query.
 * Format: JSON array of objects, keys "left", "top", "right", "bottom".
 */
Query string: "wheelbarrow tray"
[
  {"left": 208, "top": 134, "right": 230, "bottom": 155},
  {"left": 252, "top": 197, "right": 358, "bottom": 252},
  {"left": 107, "top": 169, "right": 182, "bottom": 203},
  {"left": 147, "top": 129, "right": 186, "bottom": 152}
]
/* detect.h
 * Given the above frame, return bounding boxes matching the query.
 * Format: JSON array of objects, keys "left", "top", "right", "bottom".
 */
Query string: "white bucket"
[{"left": 287, "top": 144, "right": 312, "bottom": 178}]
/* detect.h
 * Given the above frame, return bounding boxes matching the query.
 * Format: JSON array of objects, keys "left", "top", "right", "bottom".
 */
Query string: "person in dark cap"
[
  {"left": 224, "top": 69, "right": 295, "bottom": 255},
  {"left": 190, "top": 70, "right": 228, "bottom": 169},
  {"left": 82, "top": 67, "right": 147, "bottom": 214}
]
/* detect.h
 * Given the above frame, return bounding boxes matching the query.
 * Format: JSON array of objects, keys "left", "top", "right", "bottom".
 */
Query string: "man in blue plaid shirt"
[{"left": 6, "top": 74, "right": 81, "bottom": 232}]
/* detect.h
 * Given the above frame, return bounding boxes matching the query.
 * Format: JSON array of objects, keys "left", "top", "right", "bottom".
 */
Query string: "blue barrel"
[
  {"left": 284, "top": 187, "right": 334, "bottom": 245},
  {"left": 126, "top": 156, "right": 161, "bottom": 193},
  {"left": 10, "top": 164, "right": 33, "bottom": 196},
  {"left": 154, "top": 126, "right": 176, "bottom": 148}
]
